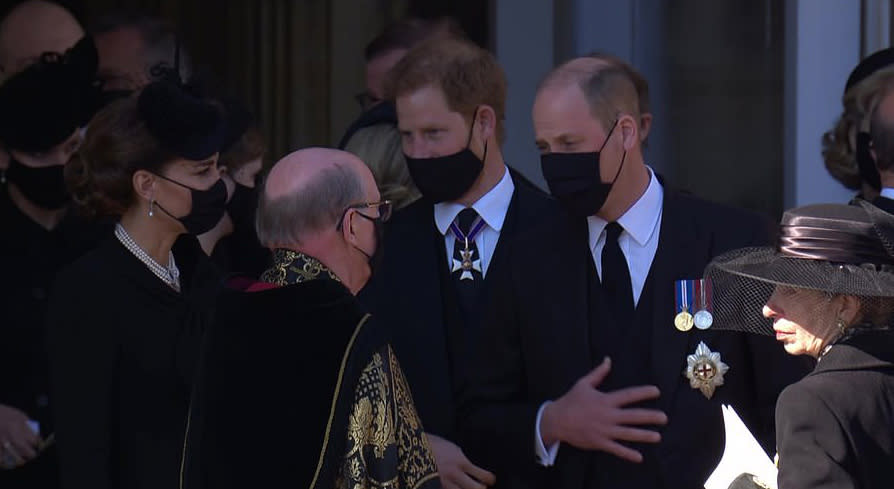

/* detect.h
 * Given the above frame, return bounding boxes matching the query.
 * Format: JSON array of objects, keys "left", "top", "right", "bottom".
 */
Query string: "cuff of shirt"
[{"left": 535, "top": 401, "right": 560, "bottom": 466}]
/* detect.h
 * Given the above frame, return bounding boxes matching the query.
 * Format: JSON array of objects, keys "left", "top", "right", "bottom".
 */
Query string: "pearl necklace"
[{"left": 114, "top": 223, "right": 181, "bottom": 292}]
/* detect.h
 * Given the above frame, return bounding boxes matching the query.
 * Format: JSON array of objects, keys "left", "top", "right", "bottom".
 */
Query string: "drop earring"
[
  {"left": 836, "top": 317, "right": 848, "bottom": 335},
  {"left": 148, "top": 199, "right": 155, "bottom": 217}
]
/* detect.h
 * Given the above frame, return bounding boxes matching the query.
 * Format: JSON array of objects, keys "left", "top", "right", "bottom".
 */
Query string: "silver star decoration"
[
  {"left": 683, "top": 341, "right": 729, "bottom": 399},
  {"left": 452, "top": 248, "right": 482, "bottom": 280}
]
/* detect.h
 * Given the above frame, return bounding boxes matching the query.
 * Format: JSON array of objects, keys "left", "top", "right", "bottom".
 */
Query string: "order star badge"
[
  {"left": 683, "top": 341, "right": 729, "bottom": 399},
  {"left": 451, "top": 247, "right": 482, "bottom": 281}
]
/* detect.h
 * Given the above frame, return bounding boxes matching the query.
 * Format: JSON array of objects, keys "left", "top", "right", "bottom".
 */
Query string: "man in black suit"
[
  {"left": 460, "top": 56, "right": 811, "bottom": 489},
  {"left": 868, "top": 74, "right": 894, "bottom": 214},
  {"left": 363, "top": 37, "right": 565, "bottom": 489}
]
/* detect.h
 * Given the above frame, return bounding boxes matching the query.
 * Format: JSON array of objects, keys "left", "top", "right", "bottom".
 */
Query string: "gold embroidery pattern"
[
  {"left": 389, "top": 347, "right": 439, "bottom": 489},
  {"left": 336, "top": 346, "right": 438, "bottom": 489},
  {"left": 261, "top": 249, "right": 341, "bottom": 286}
]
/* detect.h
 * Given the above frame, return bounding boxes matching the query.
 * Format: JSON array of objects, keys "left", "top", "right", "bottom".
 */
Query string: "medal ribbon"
[
  {"left": 449, "top": 214, "right": 487, "bottom": 249},
  {"left": 675, "top": 280, "right": 694, "bottom": 314}
]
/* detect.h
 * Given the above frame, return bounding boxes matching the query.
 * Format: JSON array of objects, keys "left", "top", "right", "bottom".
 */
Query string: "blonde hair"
[
  {"left": 344, "top": 123, "right": 420, "bottom": 210},
  {"left": 823, "top": 65, "right": 894, "bottom": 189}
]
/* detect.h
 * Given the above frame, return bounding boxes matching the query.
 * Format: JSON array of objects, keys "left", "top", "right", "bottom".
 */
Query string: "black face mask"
[
  {"left": 856, "top": 131, "right": 882, "bottom": 191},
  {"left": 541, "top": 120, "right": 626, "bottom": 217},
  {"left": 4, "top": 158, "right": 69, "bottom": 210},
  {"left": 404, "top": 109, "right": 486, "bottom": 203},
  {"left": 154, "top": 176, "right": 228, "bottom": 235},
  {"left": 226, "top": 183, "right": 257, "bottom": 229},
  {"left": 352, "top": 212, "right": 386, "bottom": 277}
]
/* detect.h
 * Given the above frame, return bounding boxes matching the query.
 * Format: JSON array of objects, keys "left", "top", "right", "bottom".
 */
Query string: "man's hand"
[
  {"left": 427, "top": 433, "right": 496, "bottom": 489},
  {"left": 0, "top": 404, "right": 39, "bottom": 469},
  {"left": 540, "top": 357, "right": 668, "bottom": 463}
]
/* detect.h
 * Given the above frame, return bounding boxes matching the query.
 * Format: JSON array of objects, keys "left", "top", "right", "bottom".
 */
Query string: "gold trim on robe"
[{"left": 336, "top": 346, "right": 439, "bottom": 489}]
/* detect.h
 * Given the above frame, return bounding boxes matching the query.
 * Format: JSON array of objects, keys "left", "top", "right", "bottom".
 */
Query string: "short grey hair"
[
  {"left": 256, "top": 163, "right": 365, "bottom": 248},
  {"left": 91, "top": 11, "right": 192, "bottom": 82}
]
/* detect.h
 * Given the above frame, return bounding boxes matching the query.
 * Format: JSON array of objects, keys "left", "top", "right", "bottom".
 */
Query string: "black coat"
[
  {"left": 871, "top": 195, "right": 894, "bottom": 215},
  {"left": 362, "top": 168, "right": 564, "bottom": 445},
  {"left": 775, "top": 329, "right": 894, "bottom": 489},
  {"left": 0, "top": 189, "right": 108, "bottom": 489},
  {"left": 460, "top": 190, "right": 813, "bottom": 489},
  {"left": 46, "top": 235, "right": 220, "bottom": 489}
]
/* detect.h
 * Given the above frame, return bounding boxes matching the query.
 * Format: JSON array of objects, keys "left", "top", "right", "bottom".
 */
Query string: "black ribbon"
[{"left": 778, "top": 213, "right": 894, "bottom": 265}]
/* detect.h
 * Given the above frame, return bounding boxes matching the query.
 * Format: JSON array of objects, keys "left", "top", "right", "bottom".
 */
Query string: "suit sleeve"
[
  {"left": 775, "top": 384, "right": 855, "bottom": 489},
  {"left": 46, "top": 278, "right": 117, "bottom": 489},
  {"left": 458, "top": 255, "right": 543, "bottom": 473}
]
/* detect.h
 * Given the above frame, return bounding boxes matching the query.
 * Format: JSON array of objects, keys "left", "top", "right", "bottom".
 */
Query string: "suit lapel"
[{"left": 647, "top": 192, "right": 704, "bottom": 413}]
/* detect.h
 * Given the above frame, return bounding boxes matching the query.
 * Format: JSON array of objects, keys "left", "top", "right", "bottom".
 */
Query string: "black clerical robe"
[
  {"left": 46, "top": 234, "right": 219, "bottom": 489},
  {"left": 181, "top": 249, "right": 440, "bottom": 489}
]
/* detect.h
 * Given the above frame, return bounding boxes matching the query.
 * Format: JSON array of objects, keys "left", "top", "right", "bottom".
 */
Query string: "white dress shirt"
[
  {"left": 535, "top": 168, "right": 664, "bottom": 465},
  {"left": 434, "top": 166, "right": 515, "bottom": 277},
  {"left": 880, "top": 187, "right": 894, "bottom": 200}
]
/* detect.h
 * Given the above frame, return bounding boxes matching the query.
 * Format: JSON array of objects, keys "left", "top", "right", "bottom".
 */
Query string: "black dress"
[
  {"left": 0, "top": 188, "right": 108, "bottom": 489},
  {"left": 775, "top": 328, "right": 894, "bottom": 489},
  {"left": 46, "top": 234, "right": 220, "bottom": 489}
]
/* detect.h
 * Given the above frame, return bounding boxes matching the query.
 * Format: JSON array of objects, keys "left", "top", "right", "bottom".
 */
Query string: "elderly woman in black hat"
[
  {"left": 45, "top": 75, "right": 226, "bottom": 489},
  {"left": 705, "top": 201, "right": 894, "bottom": 489}
]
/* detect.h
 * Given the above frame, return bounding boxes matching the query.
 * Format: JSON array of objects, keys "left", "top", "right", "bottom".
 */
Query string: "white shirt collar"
[
  {"left": 434, "top": 166, "right": 515, "bottom": 235},
  {"left": 881, "top": 187, "right": 894, "bottom": 200},
  {"left": 587, "top": 167, "right": 663, "bottom": 247}
]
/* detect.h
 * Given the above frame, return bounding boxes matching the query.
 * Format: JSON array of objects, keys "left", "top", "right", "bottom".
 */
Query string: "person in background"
[
  {"left": 823, "top": 47, "right": 894, "bottom": 200},
  {"left": 91, "top": 9, "right": 191, "bottom": 105},
  {"left": 867, "top": 73, "right": 894, "bottom": 214},
  {"left": 181, "top": 147, "right": 439, "bottom": 489},
  {"left": 705, "top": 201, "right": 894, "bottom": 489},
  {"left": 199, "top": 97, "right": 269, "bottom": 277},
  {"left": 344, "top": 122, "right": 420, "bottom": 210},
  {"left": 47, "top": 76, "right": 225, "bottom": 489},
  {"left": 0, "top": 2, "right": 103, "bottom": 487}
]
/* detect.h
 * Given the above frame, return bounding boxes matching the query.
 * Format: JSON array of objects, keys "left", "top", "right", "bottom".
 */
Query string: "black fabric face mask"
[
  {"left": 541, "top": 120, "right": 626, "bottom": 217},
  {"left": 404, "top": 109, "right": 486, "bottom": 203},
  {"left": 352, "top": 212, "right": 386, "bottom": 278},
  {"left": 155, "top": 176, "right": 228, "bottom": 235},
  {"left": 226, "top": 183, "right": 257, "bottom": 229},
  {"left": 4, "top": 158, "right": 69, "bottom": 210},
  {"left": 856, "top": 131, "right": 882, "bottom": 191}
]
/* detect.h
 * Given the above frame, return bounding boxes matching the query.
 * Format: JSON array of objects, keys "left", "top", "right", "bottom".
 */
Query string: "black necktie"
[
  {"left": 451, "top": 208, "right": 483, "bottom": 321},
  {"left": 601, "top": 222, "right": 634, "bottom": 324}
]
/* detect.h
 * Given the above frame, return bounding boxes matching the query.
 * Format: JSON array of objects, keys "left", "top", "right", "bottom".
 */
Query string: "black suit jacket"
[
  {"left": 362, "top": 168, "right": 564, "bottom": 445},
  {"left": 776, "top": 329, "right": 894, "bottom": 489},
  {"left": 872, "top": 195, "right": 894, "bottom": 214},
  {"left": 460, "top": 190, "right": 813, "bottom": 489}
]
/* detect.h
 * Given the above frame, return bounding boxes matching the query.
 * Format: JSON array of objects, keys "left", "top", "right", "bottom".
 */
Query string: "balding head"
[
  {"left": 538, "top": 56, "right": 641, "bottom": 130},
  {"left": 0, "top": 0, "right": 84, "bottom": 78},
  {"left": 257, "top": 147, "right": 377, "bottom": 248}
]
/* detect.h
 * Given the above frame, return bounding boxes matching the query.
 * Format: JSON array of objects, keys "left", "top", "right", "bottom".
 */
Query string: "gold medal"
[{"left": 674, "top": 311, "right": 694, "bottom": 331}]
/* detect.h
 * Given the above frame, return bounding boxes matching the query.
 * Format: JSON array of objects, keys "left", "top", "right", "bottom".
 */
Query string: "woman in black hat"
[
  {"left": 45, "top": 77, "right": 226, "bottom": 489},
  {"left": 0, "top": 36, "right": 106, "bottom": 489},
  {"left": 705, "top": 201, "right": 894, "bottom": 489}
]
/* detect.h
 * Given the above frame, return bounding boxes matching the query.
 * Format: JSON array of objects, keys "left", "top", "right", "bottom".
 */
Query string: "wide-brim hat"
[{"left": 704, "top": 200, "right": 894, "bottom": 335}]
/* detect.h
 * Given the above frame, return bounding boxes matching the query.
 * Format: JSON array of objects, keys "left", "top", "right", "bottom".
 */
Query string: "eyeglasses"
[
  {"left": 354, "top": 91, "right": 382, "bottom": 111},
  {"left": 337, "top": 200, "right": 393, "bottom": 229}
]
